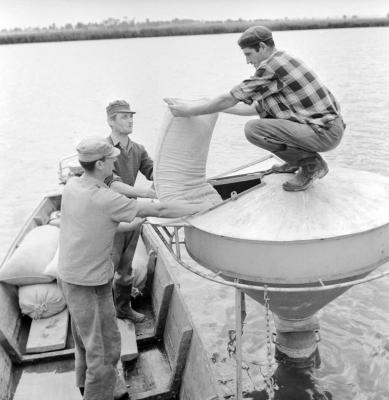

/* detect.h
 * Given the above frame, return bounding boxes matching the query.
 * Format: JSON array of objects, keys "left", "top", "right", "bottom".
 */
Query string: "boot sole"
[{"left": 283, "top": 179, "right": 314, "bottom": 191}]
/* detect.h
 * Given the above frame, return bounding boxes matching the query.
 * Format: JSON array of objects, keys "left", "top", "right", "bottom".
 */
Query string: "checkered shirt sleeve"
[{"left": 230, "top": 51, "right": 341, "bottom": 127}]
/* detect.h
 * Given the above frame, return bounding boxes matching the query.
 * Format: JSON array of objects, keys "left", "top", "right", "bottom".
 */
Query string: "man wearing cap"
[
  {"left": 57, "top": 136, "right": 200, "bottom": 400},
  {"left": 165, "top": 26, "right": 345, "bottom": 191},
  {"left": 105, "top": 99, "right": 154, "bottom": 323}
]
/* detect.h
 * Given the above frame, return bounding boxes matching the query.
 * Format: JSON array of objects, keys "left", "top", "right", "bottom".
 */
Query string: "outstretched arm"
[
  {"left": 136, "top": 199, "right": 203, "bottom": 219},
  {"left": 110, "top": 181, "right": 156, "bottom": 199},
  {"left": 164, "top": 93, "right": 239, "bottom": 117},
  {"left": 223, "top": 102, "right": 258, "bottom": 116},
  {"left": 117, "top": 217, "right": 146, "bottom": 232}
]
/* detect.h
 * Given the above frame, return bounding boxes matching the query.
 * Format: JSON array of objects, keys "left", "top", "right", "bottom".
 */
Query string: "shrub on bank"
[{"left": 1, "top": 17, "right": 388, "bottom": 45}]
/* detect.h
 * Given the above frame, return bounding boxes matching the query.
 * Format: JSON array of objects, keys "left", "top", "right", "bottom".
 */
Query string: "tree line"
[{"left": 1, "top": 16, "right": 388, "bottom": 45}]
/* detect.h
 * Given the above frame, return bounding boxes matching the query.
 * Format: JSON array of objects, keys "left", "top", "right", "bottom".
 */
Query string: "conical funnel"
[
  {"left": 184, "top": 168, "right": 389, "bottom": 319},
  {"left": 242, "top": 277, "right": 364, "bottom": 320}
]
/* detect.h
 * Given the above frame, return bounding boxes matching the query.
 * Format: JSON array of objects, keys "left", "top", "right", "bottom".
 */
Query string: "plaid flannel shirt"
[{"left": 231, "top": 51, "right": 342, "bottom": 128}]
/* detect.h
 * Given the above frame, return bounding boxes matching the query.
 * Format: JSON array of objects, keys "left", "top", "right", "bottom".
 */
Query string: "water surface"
[{"left": 0, "top": 26, "right": 389, "bottom": 399}]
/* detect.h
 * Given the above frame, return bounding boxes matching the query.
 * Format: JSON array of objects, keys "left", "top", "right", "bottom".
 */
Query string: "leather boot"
[
  {"left": 114, "top": 283, "right": 145, "bottom": 323},
  {"left": 283, "top": 156, "right": 328, "bottom": 191},
  {"left": 271, "top": 163, "right": 299, "bottom": 174},
  {"left": 114, "top": 368, "right": 130, "bottom": 400}
]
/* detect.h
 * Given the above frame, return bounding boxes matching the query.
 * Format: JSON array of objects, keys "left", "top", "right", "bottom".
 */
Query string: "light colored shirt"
[{"left": 58, "top": 175, "right": 139, "bottom": 286}]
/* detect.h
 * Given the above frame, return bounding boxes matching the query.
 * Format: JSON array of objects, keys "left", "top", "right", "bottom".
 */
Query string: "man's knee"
[
  {"left": 89, "top": 363, "right": 109, "bottom": 382},
  {"left": 244, "top": 119, "right": 286, "bottom": 152},
  {"left": 244, "top": 119, "right": 265, "bottom": 143}
]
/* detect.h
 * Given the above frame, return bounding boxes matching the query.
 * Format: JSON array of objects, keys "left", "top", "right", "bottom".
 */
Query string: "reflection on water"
[
  {"left": 244, "top": 365, "right": 333, "bottom": 400},
  {"left": 0, "top": 27, "right": 389, "bottom": 399}
]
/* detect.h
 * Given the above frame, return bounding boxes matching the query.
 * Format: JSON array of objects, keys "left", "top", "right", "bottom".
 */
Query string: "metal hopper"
[
  {"left": 184, "top": 167, "right": 389, "bottom": 320},
  {"left": 150, "top": 164, "right": 389, "bottom": 397}
]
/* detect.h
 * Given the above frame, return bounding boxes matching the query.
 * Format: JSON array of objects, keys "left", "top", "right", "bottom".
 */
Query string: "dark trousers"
[
  {"left": 112, "top": 227, "right": 141, "bottom": 287},
  {"left": 244, "top": 117, "right": 345, "bottom": 166},
  {"left": 112, "top": 227, "right": 141, "bottom": 315}
]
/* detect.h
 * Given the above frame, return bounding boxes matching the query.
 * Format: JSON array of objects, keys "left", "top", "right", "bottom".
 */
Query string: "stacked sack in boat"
[
  {"left": 0, "top": 211, "right": 66, "bottom": 320},
  {"left": 0, "top": 209, "right": 151, "bottom": 319}
]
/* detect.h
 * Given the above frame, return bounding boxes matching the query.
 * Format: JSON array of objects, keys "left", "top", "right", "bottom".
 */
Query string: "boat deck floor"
[
  {"left": 12, "top": 359, "right": 80, "bottom": 400},
  {"left": 11, "top": 296, "right": 174, "bottom": 400}
]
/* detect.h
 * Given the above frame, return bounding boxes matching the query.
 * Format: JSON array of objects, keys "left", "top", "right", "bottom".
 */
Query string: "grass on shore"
[{"left": 1, "top": 17, "right": 388, "bottom": 45}]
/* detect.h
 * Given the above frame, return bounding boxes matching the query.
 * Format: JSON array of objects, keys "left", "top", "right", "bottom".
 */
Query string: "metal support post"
[
  {"left": 174, "top": 227, "right": 181, "bottom": 259},
  {"left": 235, "top": 285, "right": 243, "bottom": 400}
]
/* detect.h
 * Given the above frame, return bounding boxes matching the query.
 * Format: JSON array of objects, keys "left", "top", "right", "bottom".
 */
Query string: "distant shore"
[{"left": 1, "top": 17, "right": 388, "bottom": 46}]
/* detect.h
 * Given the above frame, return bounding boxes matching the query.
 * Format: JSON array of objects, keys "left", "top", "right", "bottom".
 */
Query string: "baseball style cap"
[
  {"left": 106, "top": 100, "right": 136, "bottom": 117},
  {"left": 238, "top": 26, "right": 273, "bottom": 48},
  {"left": 77, "top": 137, "right": 120, "bottom": 162}
]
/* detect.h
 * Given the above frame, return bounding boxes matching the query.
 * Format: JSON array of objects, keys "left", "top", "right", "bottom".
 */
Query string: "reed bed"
[{"left": 1, "top": 17, "right": 388, "bottom": 45}]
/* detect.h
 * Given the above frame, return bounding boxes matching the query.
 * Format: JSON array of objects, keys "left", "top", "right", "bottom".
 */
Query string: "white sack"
[
  {"left": 18, "top": 283, "right": 66, "bottom": 319},
  {"left": 154, "top": 106, "right": 222, "bottom": 209},
  {"left": 131, "top": 238, "right": 149, "bottom": 291},
  {"left": 44, "top": 245, "right": 59, "bottom": 278},
  {"left": 0, "top": 225, "right": 58, "bottom": 285}
]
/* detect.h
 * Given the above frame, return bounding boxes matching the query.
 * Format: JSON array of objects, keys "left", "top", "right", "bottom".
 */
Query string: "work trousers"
[
  {"left": 244, "top": 117, "right": 345, "bottom": 166},
  {"left": 58, "top": 279, "right": 121, "bottom": 400},
  {"left": 112, "top": 227, "right": 141, "bottom": 288}
]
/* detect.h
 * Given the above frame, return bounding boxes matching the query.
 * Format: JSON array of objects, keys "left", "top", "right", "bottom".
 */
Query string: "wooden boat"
[
  {"left": 3, "top": 151, "right": 389, "bottom": 399},
  {"left": 0, "top": 193, "right": 214, "bottom": 399},
  {"left": 0, "top": 159, "right": 266, "bottom": 400}
]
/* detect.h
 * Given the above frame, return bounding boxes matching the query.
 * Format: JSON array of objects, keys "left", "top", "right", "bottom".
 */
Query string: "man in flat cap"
[
  {"left": 104, "top": 99, "right": 154, "bottom": 323},
  {"left": 165, "top": 26, "right": 345, "bottom": 191},
  {"left": 58, "top": 136, "right": 200, "bottom": 400}
]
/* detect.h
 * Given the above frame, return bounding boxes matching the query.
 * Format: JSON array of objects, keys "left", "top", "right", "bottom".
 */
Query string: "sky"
[{"left": 0, "top": 0, "right": 388, "bottom": 30}]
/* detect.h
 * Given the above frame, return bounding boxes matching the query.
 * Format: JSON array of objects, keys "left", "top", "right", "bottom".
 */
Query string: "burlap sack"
[
  {"left": 154, "top": 105, "right": 222, "bottom": 209},
  {"left": 18, "top": 282, "right": 66, "bottom": 319},
  {"left": 0, "top": 225, "right": 58, "bottom": 285}
]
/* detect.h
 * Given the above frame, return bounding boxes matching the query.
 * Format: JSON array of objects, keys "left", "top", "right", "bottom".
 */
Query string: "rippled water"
[{"left": 0, "top": 26, "right": 389, "bottom": 398}]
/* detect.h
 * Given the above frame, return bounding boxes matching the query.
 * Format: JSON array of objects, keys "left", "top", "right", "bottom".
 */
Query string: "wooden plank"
[
  {"left": 162, "top": 290, "right": 193, "bottom": 394},
  {"left": 131, "top": 388, "right": 171, "bottom": 400},
  {"left": 163, "top": 290, "right": 193, "bottom": 366},
  {"left": 117, "top": 318, "right": 138, "bottom": 362},
  {"left": 26, "top": 308, "right": 69, "bottom": 354},
  {"left": 13, "top": 362, "right": 80, "bottom": 400},
  {"left": 0, "top": 283, "right": 22, "bottom": 362},
  {"left": 151, "top": 258, "right": 174, "bottom": 338},
  {"left": 126, "top": 346, "right": 171, "bottom": 395},
  {"left": 22, "top": 348, "right": 75, "bottom": 364},
  {"left": 0, "top": 326, "right": 22, "bottom": 364},
  {"left": 169, "top": 329, "right": 193, "bottom": 393}
]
